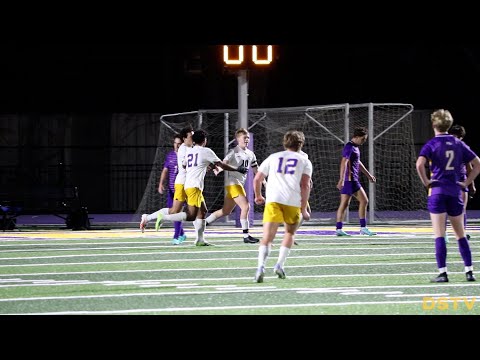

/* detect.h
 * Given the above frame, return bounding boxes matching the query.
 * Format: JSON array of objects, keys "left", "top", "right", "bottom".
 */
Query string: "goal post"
[{"left": 135, "top": 103, "right": 427, "bottom": 224}]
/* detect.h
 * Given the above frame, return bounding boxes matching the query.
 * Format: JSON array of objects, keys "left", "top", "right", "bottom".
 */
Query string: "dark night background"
[
  {"left": 1, "top": 43, "right": 480, "bottom": 213},
  {"left": 2, "top": 44, "right": 479, "bottom": 119},
  {"left": 1, "top": 43, "right": 479, "bottom": 150}
]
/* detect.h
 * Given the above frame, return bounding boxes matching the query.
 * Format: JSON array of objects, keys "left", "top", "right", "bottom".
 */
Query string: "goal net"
[{"left": 135, "top": 103, "right": 427, "bottom": 224}]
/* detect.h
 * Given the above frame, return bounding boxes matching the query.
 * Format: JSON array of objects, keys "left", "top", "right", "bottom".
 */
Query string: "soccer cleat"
[
  {"left": 172, "top": 238, "right": 180, "bottom": 245},
  {"left": 195, "top": 240, "right": 213, "bottom": 246},
  {"left": 273, "top": 264, "right": 286, "bottom": 279},
  {"left": 294, "top": 241, "right": 299, "bottom": 246},
  {"left": 243, "top": 235, "right": 259, "bottom": 244},
  {"left": 466, "top": 234, "right": 471, "bottom": 240},
  {"left": 430, "top": 272, "right": 449, "bottom": 283},
  {"left": 336, "top": 229, "right": 351, "bottom": 237},
  {"left": 140, "top": 214, "right": 148, "bottom": 233},
  {"left": 466, "top": 271, "right": 476, "bottom": 282},
  {"left": 254, "top": 266, "right": 265, "bottom": 283},
  {"left": 177, "top": 234, "right": 187, "bottom": 243},
  {"left": 155, "top": 213, "right": 164, "bottom": 231},
  {"left": 360, "top": 227, "right": 376, "bottom": 236}
]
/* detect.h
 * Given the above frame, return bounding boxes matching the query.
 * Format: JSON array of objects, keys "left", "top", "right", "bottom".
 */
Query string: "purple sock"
[
  {"left": 336, "top": 222, "right": 343, "bottom": 230},
  {"left": 173, "top": 221, "right": 182, "bottom": 239},
  {"left": 360, "top": 218, "right": 366, "bottom": 228},
  {"left": 458, "top": 237, "right": 472, "bottom": 267},
  {"left": 435, "top": 237, "right": 447, "bottom": 269}
]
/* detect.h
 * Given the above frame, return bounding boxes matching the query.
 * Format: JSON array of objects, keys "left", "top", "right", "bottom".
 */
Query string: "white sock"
[
  {"left": 277, "top": 246, "right": 291, "bottom": 268},
  {"left": 465, "top": 266, "right": 473, "bottom": 273},
  {"left": 206, "top": 213, "right": 218, "bottom": 225},
  {"left": 257, "top": 244, "right": 271, "bottom": 268},
  {"left": 240, "top": 219, "right": 249, "bottom": 237},
  {"left": 146, "top": 208, "right": 169, "bottom": 222},
  {"left": 194, "top": 219, "right": 206, "bottom": 242},
  {"left": 438, "top": 267, "right": 447, "bottom": 274},
  {"left": 163, "top": 212, "right": 187, "bottom": 222},
  {"left": 146, "top": 210, "right": 160, "bottom": 222}
]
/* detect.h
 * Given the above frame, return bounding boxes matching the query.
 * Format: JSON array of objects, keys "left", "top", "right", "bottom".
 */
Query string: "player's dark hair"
[
  {"left": 353, "top": 127, "right": 368, "bottom": 137},
  {"left": 179, "top": 125, "right": 194, "bottom": 140},
  {"left": 192, "top": 129, "right": 207, "bottom": 145},
  {"left": 449, "top": 124, "right": 466, "bottom": 139}
]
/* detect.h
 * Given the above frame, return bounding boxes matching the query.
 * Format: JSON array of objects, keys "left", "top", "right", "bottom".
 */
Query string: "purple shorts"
[
  {"left": 167, "top": 188, "right": 175, "bottom": 208},
  {"left": 427, "top": 194, "right": 464, "bottom": 216},
  {"left": 341, "top": 180, "right": 362, "bottom": 195}
]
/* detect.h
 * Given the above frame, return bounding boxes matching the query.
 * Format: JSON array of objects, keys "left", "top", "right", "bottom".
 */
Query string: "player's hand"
[
  {"left": 457, "top": 181, "right": 467, "bottom": 189},
  {"left": 469, "top": 185, "right": 476, "bottom": 196},
  {"left": 236, "top": 165, "right": 248, "bottom": 174},
  {"left": 255, "top": 195, "right": 265, "bottom": 205},
  {"left": 337, "top": 180, "right": 343, "bottom": 191},
  {"left": 369, "top": 175, "right": 376, "bottom": 183},
  {"left": 302, "top": 208, "right": 311, "bottom": 221},
  {"left": 158, "top": 184, "right": 165, "bottom": 194}
]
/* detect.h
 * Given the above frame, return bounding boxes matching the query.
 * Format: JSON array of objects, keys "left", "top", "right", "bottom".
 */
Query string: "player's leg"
[
  {"left": 429, "top": 194, "right": 449, "bottom": 283},
  {"left": 354, "top": 187, "right": 376, "bottom": 235},
  {"left": 448, "top": 195, "right": 475, "bottom": 281},
  {"left": 193, "top": 201, "right": 209, "bottom": 245},
  {"left": 205, "top": 195, "right": 236, "bottom": 225},
  {"left": 234, "top": 192, "right": 259, "bottom": 243},
  {"left": 255, "top": 202, "right": 281, "bottom": 283},
  {"left": 462, "top": 191, "right": 470, "bottom": 240},
  {"left": 336, "top": 194, "right": 352, "bottom": 236},
  {"left": 273, "top": 205, "right": 300, "bottom": 279}
]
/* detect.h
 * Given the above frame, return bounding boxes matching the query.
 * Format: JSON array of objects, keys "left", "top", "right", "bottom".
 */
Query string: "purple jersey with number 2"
[{"left": 419, "top": 134, "right": 476, "bottom": 197}]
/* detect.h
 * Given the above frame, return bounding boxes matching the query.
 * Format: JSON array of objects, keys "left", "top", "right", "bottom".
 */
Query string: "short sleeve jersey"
[
  {"left": 419, "top": 134, "right": 477, "bottom": 196},
  {"left": 258, "top": 150, "right": 313, "bottom": 207},
  {"left": 223, "top": 145, "right": 258, "bottom": 186}
]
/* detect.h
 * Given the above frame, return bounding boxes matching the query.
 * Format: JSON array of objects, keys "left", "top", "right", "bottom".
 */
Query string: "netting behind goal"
[{"left": 135, "top": 103, "right": 428, "bottom": 223}]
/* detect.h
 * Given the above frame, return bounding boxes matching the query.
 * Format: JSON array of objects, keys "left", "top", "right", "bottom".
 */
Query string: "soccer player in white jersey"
[
  {"left": 205, "top": 128, "right": 261, "bottom": 244},
  {"left": 139, "top": 125, "right": 194, "bottom": 244},
  {"left": 155, "top": 129, "right": 248, "bottom": 246},
  {"left": 253, "top": 130, "right": 312, "bottom": 282}
]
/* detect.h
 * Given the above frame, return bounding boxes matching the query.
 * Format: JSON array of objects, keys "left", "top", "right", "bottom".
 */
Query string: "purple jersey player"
[
  {"left": 416, "top": 109, "right": 480, "bottom": 283},
  {"left": 335, "top": 127, "right": 377, "bottom": 237},
  {"left": 157, "top": 134, "right": 185, "bottom": 243}
]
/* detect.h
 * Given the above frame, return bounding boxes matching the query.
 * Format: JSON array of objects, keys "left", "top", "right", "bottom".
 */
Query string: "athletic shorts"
[
  {"left": 427, "top": 194, "right": 464, "bottom": 216},
  {"left": 185, "top": 187, "right": 205, "bottom": 208},
  {"left": 263, "top": 202, "right": 300, "bottom": 225},
  {"left": 173, "top": 184, "right": 187, "bottom": 202},
  {"left": 225, "top": 184, "right": 246, "bottom": 199},
  {"left": 341, "top": 180, "right": 362, "bottom": 195}
]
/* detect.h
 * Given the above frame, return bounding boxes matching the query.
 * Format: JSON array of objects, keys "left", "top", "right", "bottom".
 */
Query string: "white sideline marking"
[
  {"left": 0, "top": 252, "right": 447, "bottom": 268},
  {"left": 0, "top": 244, "right": 449, "bottom": 255},
  {"left": 0, "top": 270, "right": 473, "bottom": 289},
  {"left": 0, "top": 283, "right": 477, "bottom": 303},
  {"left": 5, "top": 298, "right": 480, "bottom": 315},
  {"left": 0, "top": 260, "right": 467, "bottom": 278},
  {"left": 0, "top": 242, "right": 459, "bottom": 258},
  {"left": 385, "top": 293, "right": 450, "bottom": 297}
]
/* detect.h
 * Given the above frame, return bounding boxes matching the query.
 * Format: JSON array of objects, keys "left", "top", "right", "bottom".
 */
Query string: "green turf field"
[{"left": 0, "top": 224, "right": 479, "bottom": 315}]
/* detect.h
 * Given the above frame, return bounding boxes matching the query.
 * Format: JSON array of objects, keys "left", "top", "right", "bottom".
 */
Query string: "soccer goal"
[{"left": 135, "top": 103, "right": 427, "bottom": 224}]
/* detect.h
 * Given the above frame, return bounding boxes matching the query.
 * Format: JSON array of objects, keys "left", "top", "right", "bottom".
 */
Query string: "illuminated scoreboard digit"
[{"left": 222, "top": 45, "right": 275, "bottom": 69}]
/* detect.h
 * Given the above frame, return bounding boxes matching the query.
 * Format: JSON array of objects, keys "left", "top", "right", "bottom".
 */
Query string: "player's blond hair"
[
  {"left": 431, "top": 109, "right": 453, "bottom": 132},
  {"left": 283, "top": 130, "right": 305, "bottom": 152},
  {"left": 235, "top": 128, "right": 249, "bottom": 138}
]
